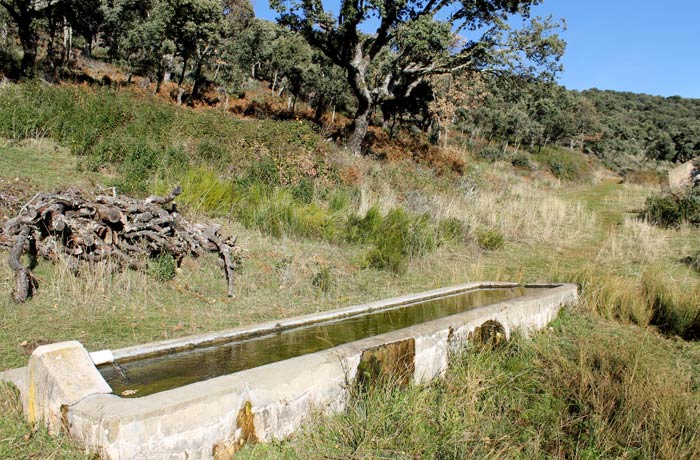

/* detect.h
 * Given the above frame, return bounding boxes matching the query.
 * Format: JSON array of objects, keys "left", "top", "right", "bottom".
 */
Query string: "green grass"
[
  {"left": 0, "top": 84, "right": 333, "bottom": 194},
  {"left": 0, "top": 140, "right": 105, "bottom": 191},
  {"left": 535, "top": 146, "right": 592, "bottom": 183},
  {"left": 239, "top": 311, "right": 700, "bottom": 460},
  {"left": 0, "top": 384, "right": 92, "bottom": 460},
  {"left": 642, "top": 186, "right": 700, "bottom": 228},
  {"left": 1, "top": 83, "right": 700, "bottom": 459}
]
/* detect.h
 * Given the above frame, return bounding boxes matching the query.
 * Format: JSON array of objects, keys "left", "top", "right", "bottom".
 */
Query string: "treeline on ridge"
[{"left": 0, "top": 0, "right": 698, "bottom": 168}]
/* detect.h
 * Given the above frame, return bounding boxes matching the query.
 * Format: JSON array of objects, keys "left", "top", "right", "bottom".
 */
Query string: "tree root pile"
[{"left": 0, "top": 186, "right": 241, "bottom": 302}]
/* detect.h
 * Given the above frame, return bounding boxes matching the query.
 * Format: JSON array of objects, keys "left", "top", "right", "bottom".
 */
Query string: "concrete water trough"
[{"left": 1, "top": 281, "right": 577, "bottom": 460}]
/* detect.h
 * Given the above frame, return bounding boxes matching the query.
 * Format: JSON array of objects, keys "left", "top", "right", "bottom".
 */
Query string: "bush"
[
  {"left": 114, "top": 143, "right": 161, "bottom": 194},
  {"left": 476, "top": 228, "right": 505, "bottom": 250},
  {"left": 291, "top": 178, "right": 315, "bottom": 204},
  {"left": 344, "top": 206, "right": 383, "bottom": 244},
  {"left": 365, "top": 209, "right": 438, "bottom": 273},
  {"left": 683, "top": 252, "right": 700, "bottom": 273},
  {"left": 642, "top": 187, "right": 700, "bottom": 227},
  {"left": 148, "top": 252, "right": 176, "bottom": 281},
  {"left": 437, "top": 217, "right": 467, "bottom": 243},
  {"left": 0, "top": 84, "right": 337, "bottom": 197},
  {"left": 477, "top": 145, "right": 507, "bottom": 162},
  {"left": 510, "top": 151, "right": 532, "bottom": 169},
  {"left": 311, "top": 265, "right": 333, "bottom": 294},
  {"left": 172, "top": 167, "right": 237, "bottom": 215},
  {"left": 239, "top": 156, "right": 280, "bottom": 187},
  {"left": 537, "top": 147, "right": 591, "bottom": 182},
  {"left": 195, "top": 139, "right": 229, "bottom": 164},
  {"left": 246, "top": 188, "right": 334, "bottom": 239},
  {"left": 328, "top": 188, "right": 358, "bottom": 212}
]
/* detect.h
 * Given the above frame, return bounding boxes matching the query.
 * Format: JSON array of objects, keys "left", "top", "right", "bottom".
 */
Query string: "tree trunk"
[
  {"left": 347, "top": 99, "right": 371, "bottom": 155},
  {"left": 17, "top": 20, "right": 37, "bottom": 77},
  {"left": 178, "top": 55, "right": 189, "bottom": 87},
  {"left": 191, "top": 58, "right": 204, "bottom": 102},
  {"left": 346, "top": 55, "right": 373, "bottom": 156},
  {"left": 271, "top": 69, "right": 278, "bottom": 92},
  {"left": 86, "top": 36, "right": 93, "bottom": 58},
  {"left": 314, "top": 93, "right": 325, "bottom": 121},
  {"left": 155, "top": 60, "right": 164, "bottom": 94}
]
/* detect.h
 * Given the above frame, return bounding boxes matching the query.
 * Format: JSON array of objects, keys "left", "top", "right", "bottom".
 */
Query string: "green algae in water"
[{"left": 100, "top": 287, "right": 536, "bottom": 397}]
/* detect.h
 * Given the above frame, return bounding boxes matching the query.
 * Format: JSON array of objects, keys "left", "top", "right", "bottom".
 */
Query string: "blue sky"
[{"left": 251, "top": 0, "right": 700, "bottom": 99}]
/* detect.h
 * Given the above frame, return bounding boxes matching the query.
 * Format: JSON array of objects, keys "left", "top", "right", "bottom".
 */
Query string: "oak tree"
[{"left": 272, "top": 0, "right": 563, "bottom": 154}]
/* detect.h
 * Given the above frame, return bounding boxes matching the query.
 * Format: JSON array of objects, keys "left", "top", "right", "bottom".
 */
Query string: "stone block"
[
  {"left": 668, "top": 158, "right": 699, "bottom": 190},
  {"left": 26, "top": 341, "right": 112, "bottom": 434}
]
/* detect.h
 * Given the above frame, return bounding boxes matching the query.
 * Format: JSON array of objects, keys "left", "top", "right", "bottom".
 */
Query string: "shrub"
[
  {"left": 195, "top": 139, "right": 229, "bottom": 164},
  {"left": 537, "top": 147, "right": 591, "bottom": 182},
  {"left": 291, "top": 177, "right": 315, "bottom": 204},
  {"left": 0, "top": 84, "right": 338, "bottom": 197},
  {"left": 683, "top": 252, "right": 700, "bottom": 273},
  {"left": 364, "top": 209, "right": 412, "bottom": 272},
  {"left": 364, "top": 209, "right": 438, "bottom": 273},
  {"left": 642, "top": 187, "right": 700, "bottom": 227},
  {"left": 510, "top": 151, "right": 532, "bottom": 169},
  {"left": 148, "top": 252, "right": 176, "bottom": 281},
  {"left": 328, "top": 188, "right": 358, "bottom": 212},
  {"left": 477, "top": 145, "right": 507, "bottom": 162},
  {"left": 234, "top": 185, "right": 340, "bottom": 240},
  {"left": 173, "top": 167, "right": 237, "bottom": 215},
  {"left": 476, "top": 228, "right": 505, "bottom": 250},
  {"left": 406, "top": 213, "right": 437, "bottom": 256},
  {"left": 344, "top": 206, "right": 383, "bottom": 244},
  {"left": 240, "top": 156, "right": 280, "bottom": 187},
  {"left": 437, "top": 217, "right": 468, "bottom": 243},
  {"left": 114, "top": 143, "right": 162, "bottom": 194},
  {"left": 311, "top": 265, "right": 333, "bottom": 294}
]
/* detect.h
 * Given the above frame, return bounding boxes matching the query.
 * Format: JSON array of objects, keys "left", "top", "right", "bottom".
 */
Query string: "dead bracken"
[{"left": 0, "top": 186, "right": 241, "bottom": 302}]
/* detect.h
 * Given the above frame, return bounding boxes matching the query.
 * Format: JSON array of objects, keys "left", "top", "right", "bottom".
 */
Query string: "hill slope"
[{"left": 0, "top": 84, "right": 699, "bottom": 459}]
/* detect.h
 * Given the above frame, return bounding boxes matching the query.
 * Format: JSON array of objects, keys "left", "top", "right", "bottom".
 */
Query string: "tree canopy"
[
  {"left": 1, "top": 0, "right": 697, "bottom": 169},
  {"left": 271, "top": 0, "right": 565, "bottom": 153}
]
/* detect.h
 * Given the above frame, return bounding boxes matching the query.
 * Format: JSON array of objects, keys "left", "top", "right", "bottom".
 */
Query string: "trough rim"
[
  {"left": 81, "top": 283, "right": 576, "bottom": 409},
  {"left": 101, "top": 281, "right": 561, "bottom": 364}
]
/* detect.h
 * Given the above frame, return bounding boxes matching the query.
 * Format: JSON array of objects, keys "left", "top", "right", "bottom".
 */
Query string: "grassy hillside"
[{"left": 1, "top": 84, "right": 699, "bottom": 459}]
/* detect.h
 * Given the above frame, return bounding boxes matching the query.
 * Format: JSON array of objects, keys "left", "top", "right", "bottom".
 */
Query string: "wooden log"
[
  {"left": 1, "top": 185, "right": 242, "bottom": 301},
  {"left": 95, "top": 204, "right": 124, "bottom": 225},
  {"left": 145, "top": 186, "right": 182, "bottom": 205},
  {"left": 204, "top": 226, "right": 237, "bottom": 298},
  {"left": 3, "top": 210, "right": 37, "bottom": 233},
  {"left": 8, "top": 227, "right": 37, "bottom": 302}
]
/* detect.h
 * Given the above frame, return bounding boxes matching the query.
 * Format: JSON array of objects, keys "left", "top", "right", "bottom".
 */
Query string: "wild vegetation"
[
  {"left": 0, "top": 82, "right": 699, "bottom": 459},
  {"left": 2, "top": 0, "right": 698, "bottom": 169},
  {"left": 0, "top": 0, "right": 699, "bottom": 458}
]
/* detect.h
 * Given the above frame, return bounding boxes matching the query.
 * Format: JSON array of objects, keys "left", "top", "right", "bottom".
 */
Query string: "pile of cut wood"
[{"left": 0, "top": 186, "right": 241, "bottom": 302}]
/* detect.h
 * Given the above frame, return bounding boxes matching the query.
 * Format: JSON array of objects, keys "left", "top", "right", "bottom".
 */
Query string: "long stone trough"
[{"left": 1, "top": 281, "right": 577, "bottom": 460}]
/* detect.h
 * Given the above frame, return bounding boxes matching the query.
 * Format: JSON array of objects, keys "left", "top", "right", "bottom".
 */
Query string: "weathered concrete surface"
[
  {"left": 3, "top": 282, "right": 577, "bottom": 460},
  {"left": 668, "top": 158, "right": 699, "bottom": 189},
  {"left": 25, "top": 341, "right": 112, "bottom": 434},
  {"left": 0, "top": 366, "right": 27, "bottom": 390},
  {"left": 104, "top": 281, "right": 524, "bottom": 364}
]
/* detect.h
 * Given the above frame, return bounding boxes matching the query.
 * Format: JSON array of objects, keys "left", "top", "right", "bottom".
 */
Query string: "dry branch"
[
  {"left": 0, "top": 187, "right": 242, "bottom": 302},
  {"left": 8, "top": 227, "right": 37, "bottom": 302}
]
